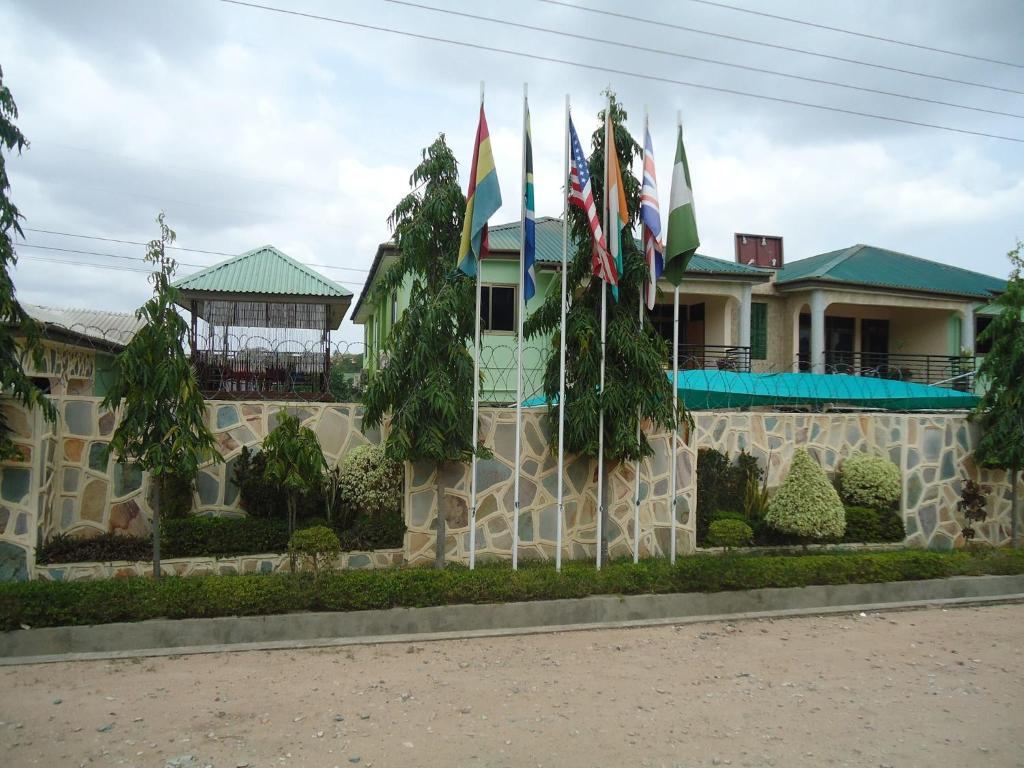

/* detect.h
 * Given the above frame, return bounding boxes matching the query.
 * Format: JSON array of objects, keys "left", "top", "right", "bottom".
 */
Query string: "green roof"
[
  {"left": 487, "top": 217, "right": 769, "bottom": 279},
  {"left": 776, "top": 244, "right": 1006, "bottom": 299},
  {"left": 173, "top": 245, "right": 352, "bottom": 298}
]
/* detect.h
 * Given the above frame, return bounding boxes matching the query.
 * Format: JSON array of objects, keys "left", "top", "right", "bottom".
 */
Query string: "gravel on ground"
[{"left": 2, "top": 603, "right": 1022, "bottom": 768}]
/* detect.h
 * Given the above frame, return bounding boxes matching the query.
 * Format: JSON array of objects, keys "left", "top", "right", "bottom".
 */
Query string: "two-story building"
[{"left": 353, "top": 219, "right": 1006, "bottom": 401}]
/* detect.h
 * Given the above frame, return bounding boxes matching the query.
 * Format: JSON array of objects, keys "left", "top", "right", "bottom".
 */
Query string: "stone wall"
[
  {"left": 404, "top": 408, "right": 696, "bottom": 565},
  {"left": 0, "top": 397, "right": 379, "bottom": 579},
  {"left": 36, "top": 548, "right": 404, "bottom": 582},
  {"left": 693, "top": 411, "right": 1015, "bottom": 549}
]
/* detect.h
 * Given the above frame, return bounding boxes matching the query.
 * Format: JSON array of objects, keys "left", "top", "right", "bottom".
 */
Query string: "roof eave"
[
  {"left": 773, "top": 277, "right": 1003, "bottom": 301},
  {"left": 352, "top": 242, "right": 397, "bottom": 324}
]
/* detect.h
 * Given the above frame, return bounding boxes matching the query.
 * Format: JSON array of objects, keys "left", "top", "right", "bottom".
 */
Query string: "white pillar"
[
  {"left": 810, "top": 289, "right": 826, "bottom": 374},
  {"left": 960, "top": 305, "right": 976, "bottom": 355},
  {"left": 738, "top": 285, "right": 752, "bottom": 349}
]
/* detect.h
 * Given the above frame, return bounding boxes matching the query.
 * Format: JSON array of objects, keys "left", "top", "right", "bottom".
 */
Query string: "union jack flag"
[
  {"left": 640, "top": 122, "right": 664, "bottom": 310},
  {"left": 568, "top": 116, "right": 615, "bottom": 285}
]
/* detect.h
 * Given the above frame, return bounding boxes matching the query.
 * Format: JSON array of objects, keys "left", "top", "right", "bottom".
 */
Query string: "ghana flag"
[{"left": 457, "top": 104, "right": 502, "bottom": 278}]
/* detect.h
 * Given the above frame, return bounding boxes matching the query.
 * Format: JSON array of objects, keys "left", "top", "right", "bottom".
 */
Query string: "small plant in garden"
[
  {"left": 288, "top": 525, "right": 341, "bottom": 579},
  {"left": 765, "top": 448, "right": 846, "bottom": 542},
  {"left": 262, "top": 413, "right": 327, "bottom": 536},
  {"left": 338, "top": 444, "right": 403, "bottom": 521},
  {"left": 706, "top": 519, "right": 753, "bottom": 549},
  {"left": 957, "top": 478, "right": 989, "bottom": 541},
  {"left": 839, "top": 453, "right": 901, "bottom": 510},
  {"left": 842, "top": 506, "right": 905, "bottom": 543},
  {"left": 742, "top": 466, "right": 770, "bottom": 523}
]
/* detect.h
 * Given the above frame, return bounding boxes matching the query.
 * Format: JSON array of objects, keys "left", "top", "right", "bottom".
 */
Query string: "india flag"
[
  {"left": 605, "top": 110, "right": 628, "bottom": 301},
  {"left": 663, "top": 123, "right": 700, "bottom": 285}
]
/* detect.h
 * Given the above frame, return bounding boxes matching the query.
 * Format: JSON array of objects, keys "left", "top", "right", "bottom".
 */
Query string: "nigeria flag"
[{"left": 662, "top": 123, "right": 700, "bottom": 285}]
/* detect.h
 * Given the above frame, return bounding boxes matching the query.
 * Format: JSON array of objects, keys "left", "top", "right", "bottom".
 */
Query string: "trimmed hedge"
[
  {"left": 163, "top": 517, "right": 290, "bottom": 558},
  {"left": 4, "top": 549, "right": 1023, "bottom": 631},
  {"left": 842, "top": 506, "right": 905, "bottom": 544},
  {"left": 707, "top": 519, "right": 754, "bottom": 548},
  {"left": 36, "top": 533, "right": 152, "bottom": 565}
]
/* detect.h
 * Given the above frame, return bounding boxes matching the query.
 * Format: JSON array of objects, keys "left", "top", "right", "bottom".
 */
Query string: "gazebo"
[{"left": 173, "top": 245, "right": 352, "bottom": 400}]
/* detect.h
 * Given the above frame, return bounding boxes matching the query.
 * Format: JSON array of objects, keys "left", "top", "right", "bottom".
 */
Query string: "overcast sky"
[{"left": 3, "top": 0, "right": 1022, "bottom": 345}]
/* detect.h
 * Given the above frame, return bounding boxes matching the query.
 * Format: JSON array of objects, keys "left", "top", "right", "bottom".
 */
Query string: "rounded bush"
[
  {"left": 338, "top": 444, "right": 403, "bottom": 518},
  {"left": 710, "top": 509, "right": 748, "bottom": 524},
  {"left": 707, "top": 519, "right": 753, "bottom": 548},
  {"left": 839, "top": 453, "right": 901, "bottom": 510},
  {"left": 765, "top": 448, "right": 846, "bottom": 541},
  {"left": 288, "top": 525, "right": 341, "bottom": 575}
]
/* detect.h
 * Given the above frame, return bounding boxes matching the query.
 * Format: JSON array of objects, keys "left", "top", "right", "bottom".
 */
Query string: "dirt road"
[{"left": 2, "top": 604, "right": 1023, "bottom": 767}]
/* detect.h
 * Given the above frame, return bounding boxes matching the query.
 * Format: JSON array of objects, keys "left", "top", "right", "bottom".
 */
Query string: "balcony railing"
[
  {"left": 675, "top": 344, "right": 752, "bottom": 373},
  {"left": 799, "top": 351, "right": 977, "bottom": 390}
]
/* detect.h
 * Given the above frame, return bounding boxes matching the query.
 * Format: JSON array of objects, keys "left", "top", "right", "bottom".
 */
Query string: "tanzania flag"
[
  {"left": 605, "top": 110, "right": 628, "bottom": 301},
  {"left": 663, "top": 123, "right": 700, "bottom": 285},
  {"left": 457, "top": 104, "right": 502, "bottom": 278},
  {"left": 523, "top": 103, "right": 536, "bottom": 302}
]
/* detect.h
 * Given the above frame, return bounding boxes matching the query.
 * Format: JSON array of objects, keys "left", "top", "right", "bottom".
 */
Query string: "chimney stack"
[{"left": 735, "top": 233, "right": 784, "bottom": 269}]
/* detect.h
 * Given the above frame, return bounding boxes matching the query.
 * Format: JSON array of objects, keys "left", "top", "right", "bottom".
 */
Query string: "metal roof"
[
  {"left": 487, "top": 217, "right": 769, "bottom": 278},
  {"left": 23, "top": 304, "right": 146, "bottom": 348},
  {"left": 776, "top": 244, "right": 1007, "bottom": 299},
  {"left": 173, "top": 245, "right": 352, "bottom": 299}
]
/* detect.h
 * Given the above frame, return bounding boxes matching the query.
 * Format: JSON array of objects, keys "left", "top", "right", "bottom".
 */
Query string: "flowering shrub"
[
  {"left": 839, "top": 453, "right": 901, "bottom": 510},
  {"left": 338, "top": 444, "right": 403, "bottom": 519},
  {"left": 765, "top": 448, "right": 846, "bottom": 541},
  {"left": 707, "top": 519, "right": 753, "bottom": 549}
]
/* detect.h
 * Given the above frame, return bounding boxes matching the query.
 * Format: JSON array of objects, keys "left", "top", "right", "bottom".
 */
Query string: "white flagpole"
[
  {"left": 468, "top": 81, "right": 484, "bottom": 571},
  {"left": 596, "top": 93, "right": 611, "bottom": 571},
  {"left": 513, "top": 82, "right": 528, "bottom": 571},
  {"left": 669, "top": 107, "right": 683, "bottom": 564},
  {"left": 633, "top": 108, "right": 647, "bottom": 565},
  {"left": 556, "top": 94, "right": 569, "bottom": 573}
]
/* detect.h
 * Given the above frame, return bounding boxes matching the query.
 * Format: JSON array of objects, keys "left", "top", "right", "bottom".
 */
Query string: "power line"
[
  {"left": 685, "top": 0, "right": 1024, "bottom": 69},
  {"left": 216, "top": 0, "right": 1024, "bottom": 144},
  {"left": 14, "top": 243, "right": 366, "bottom": 287},
  {"left": 381, "top": 0, "right": 1024, "bottom": 120},
  {"left": 537, "top": 0, "right": 1024, "bottom": 97},
  {"left": 21, "top": 228, "right": 371, "bottom": 273}
]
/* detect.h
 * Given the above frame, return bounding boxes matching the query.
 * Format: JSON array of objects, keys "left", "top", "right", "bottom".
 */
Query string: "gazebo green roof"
[{"left": 173, "top": 245, "right": 352, "bottom": 329}]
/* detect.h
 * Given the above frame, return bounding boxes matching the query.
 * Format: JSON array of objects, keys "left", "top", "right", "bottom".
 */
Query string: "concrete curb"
[{"left": 3, "top": 574, "right": 1023, "bottom": 665}]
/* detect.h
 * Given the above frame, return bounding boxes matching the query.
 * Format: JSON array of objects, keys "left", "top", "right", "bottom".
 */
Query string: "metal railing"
[
  {"left": 675, "top": 344, "right": 752, "bottom": 373},
  {"left": 797, "top": 351, "right": 977, "bottom": 390},
  {"left": 193, "top": 348, "right": 330, "bottom": 398}
]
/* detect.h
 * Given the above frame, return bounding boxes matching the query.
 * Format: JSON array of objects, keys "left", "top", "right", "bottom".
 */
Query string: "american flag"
[
  {"left": 640, "top": 122, "right": 664, "bottom": 310},
  {"left": 568, "top": 116, "right": 615, "bottom": 285}
]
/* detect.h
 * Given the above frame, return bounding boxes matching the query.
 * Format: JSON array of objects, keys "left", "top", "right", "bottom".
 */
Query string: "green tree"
[
  {"left": 101, "top": 214, "right": 220, "bottom": 577},
  {"left": 0, "top": 65, "right": 56, "bottom": 458},
  {"left": 524, "top": 93, "right": 680, "bottom": 560},
  {"left": 362, "top": 134, "right": 474, "bottom": 569},
  {"left": 262, "top": 412, "right": 327, "bottom": 536},
  {"left": 972, "top": 240, "right": 1024, "bottom": 548}
]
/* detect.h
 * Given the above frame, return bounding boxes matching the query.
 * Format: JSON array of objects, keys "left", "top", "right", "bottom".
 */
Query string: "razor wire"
[{"left": 22, "top": 321, "right": 980, "bottom": 411}]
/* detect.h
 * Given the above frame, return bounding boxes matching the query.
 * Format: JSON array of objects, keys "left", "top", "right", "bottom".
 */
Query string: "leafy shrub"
[
  {"left": 6, "top": 550, "right": 1024, "bottom": 631},
  {"left": 842, "top": 506, "right": 906, "bottom": 543},
  {"left": 709, "top": 509, "right": 748, "bottom": 524},
  {"left": 707, "top": 519, "right": 753, "bottom": 548},
  {"left": 162, "top": 516, "right": 290, "bottom": 558},
  {"left": 697, "top": 449, "right": 765, "bottom": 545},
  {"left": 155, "top": 472, "right": 196, "bottom": 519},
  {"left": 289, "top": 526, "right": 341, "bottom": 577},
  {"left": 338, "top": 444, "right": 403, "bottom": 520},
  {"left": 233, "top": 446, "right": 288, "bottom": 519},
  {"left": 839, "top": 454, "right": 901, "bottom": 510},
  {"left": 338, "top": 511, "right": 406, "bottom": 550},
  {"left": 765, "top": 449, "right": 846, "bottom": 541},
  {"left": 37, "top": 532, "right": 152, "bottom": 564},
  {"left": 742, "top": 469, "right": 770, "bottom": 523}
]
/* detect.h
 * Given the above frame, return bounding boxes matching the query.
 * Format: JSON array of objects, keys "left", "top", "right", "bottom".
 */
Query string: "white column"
[
  {"left": 738, "top": 285, "right": 752, "bottom": 349},
  {"left": 810, "top": 289, "right": 827, "bottom": 374},
  {"left": 960, "top": 305, "right": 976, "bottom": 355}
]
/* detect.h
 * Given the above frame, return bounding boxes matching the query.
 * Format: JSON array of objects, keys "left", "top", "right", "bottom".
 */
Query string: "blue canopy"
[{"left": 672, "top": 370, "right": 978, "bottom": 411}]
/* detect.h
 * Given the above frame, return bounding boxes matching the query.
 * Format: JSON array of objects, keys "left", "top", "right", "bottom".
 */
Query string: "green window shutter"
[{"left": 750, "top": 302, "right": 768, "bottom": 360}]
